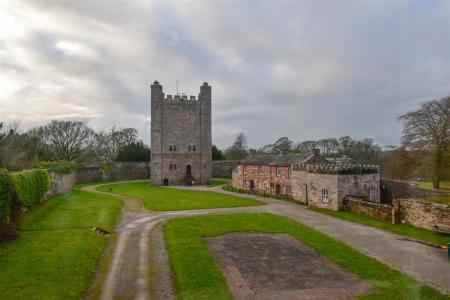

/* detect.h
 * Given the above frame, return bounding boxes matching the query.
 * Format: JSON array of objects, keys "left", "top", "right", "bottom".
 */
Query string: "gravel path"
[{"left": 84, "top": 183, "right": 450, "bottom": 299}]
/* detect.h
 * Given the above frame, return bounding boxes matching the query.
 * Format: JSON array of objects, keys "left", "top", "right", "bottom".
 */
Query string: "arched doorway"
[
  {"left": 163, "top": 178, "right": 169, "bottom": 186},
  {"left": 275, "top": 184, "right": 281, "bottom": 195},
  {"left": 186, "top": 164, "right": 192, "bottom": 177},
  {"left": 186, "top": 164, "right": 192, "bottom": 186}
]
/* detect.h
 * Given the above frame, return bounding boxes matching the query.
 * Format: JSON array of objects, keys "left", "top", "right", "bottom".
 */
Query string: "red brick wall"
[{"left": 232, "top": 165, "right": 292, "bottom": 196}]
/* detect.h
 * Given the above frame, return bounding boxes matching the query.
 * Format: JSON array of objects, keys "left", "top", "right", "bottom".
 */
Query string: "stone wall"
[
  {"left": 75, "top": 162, "right": 150, "bottom": 183},
  {"left": 380, "top": 180, "right": 450, "bottom": 204},
  {"left": 395, "top": 199, "right": 450, "bottom": 230},
  {"left": 307, "top": 173, "right": 339, "bottom": 210},
  {"left": 212, "top": 160, "right": 240, "bottom": 178},
  {"left": 48, "top": 171, "right": 76, "bottom": 195},
  {"left": 291, "top": 170, "right": 307, "bottom": 201},
  {"left": 338, "top": 174, "right": 380, "bottom": 203},
  {"left": 75, "top": 167, "right": 103, "bottom": 183},
  {"left": 344, "top": 196, "right": 392, "bottom": 220},
  {"left": 110, "top": 162, "right": 150, "bottom": 180}
]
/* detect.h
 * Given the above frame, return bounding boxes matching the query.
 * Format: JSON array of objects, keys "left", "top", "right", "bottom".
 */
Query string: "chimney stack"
[{"left": 312, "top": 148, "right": 320, "bottom": 159}]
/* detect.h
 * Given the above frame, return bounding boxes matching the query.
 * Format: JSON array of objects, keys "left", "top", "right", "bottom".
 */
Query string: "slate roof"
[{"left": 242, "top": 153, "right": 313, "bottom": 167}]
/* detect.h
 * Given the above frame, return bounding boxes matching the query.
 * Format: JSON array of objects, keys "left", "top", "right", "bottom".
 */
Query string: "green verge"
[
  {"left": 211, "top": 178, "right": 230, "bottom": 186},
  {"left": 310, "top": 208, "right": 450, "bottom": 246},
  {"left": 0, "top": 185, "right": 123, "bottom": 299},
  {"left": 97, "top": 181, "right": 263, "bottom": 211},
  {"left": 165, "top": 213, "right": 448, "bottom": 300},
  {"left": 419, "top": 181, "right": 450, "bottom": 191}
]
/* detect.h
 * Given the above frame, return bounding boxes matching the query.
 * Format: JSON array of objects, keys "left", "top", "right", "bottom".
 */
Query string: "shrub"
[
  {"left": 0, "top": 169, "right": 13, "bottom": 221},
  {"left": 35, "top": 161, "right": 75, "bottom": 174},
  {"left": 13, "top": 169, "right": 51, "bottom": 208}
]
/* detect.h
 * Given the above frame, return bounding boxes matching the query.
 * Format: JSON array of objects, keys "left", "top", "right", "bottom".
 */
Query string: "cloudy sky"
[{"left": 1, "top": 0, "right": 449, "bottom": 149}]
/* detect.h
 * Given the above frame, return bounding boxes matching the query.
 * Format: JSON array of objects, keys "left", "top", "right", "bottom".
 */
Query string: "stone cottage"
[
  {"left": 232, "top": 150, "right": 380, "bottom": 210},
  {"left": 150, "top": 81, "right": 212, "bottom": 185}
]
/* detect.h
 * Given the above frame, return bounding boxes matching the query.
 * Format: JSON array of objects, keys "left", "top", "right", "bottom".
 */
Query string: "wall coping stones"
[
  {"left": 395, "top": 198, "right": 450, "bottom": 209},
  {"left": 294, "top": 163, "right": 379, "bottom": 175},
  {"left": 345, "top": 196, "right": 393, "bottom": 209}
]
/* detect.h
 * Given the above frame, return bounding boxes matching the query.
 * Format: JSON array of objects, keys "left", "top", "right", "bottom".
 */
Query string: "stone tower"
[{"left": 150, "top": 81, "right": 212, "bottom": 185}]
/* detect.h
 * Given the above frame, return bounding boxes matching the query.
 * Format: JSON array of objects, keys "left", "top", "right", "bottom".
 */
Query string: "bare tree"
[
  {"left": 233, "top": 132, "right": 248, "bottom": 149},
  {"left": 295, "top": 141, "right": 316, "bottom": 153},
  {"left": 398, "top": 96, "right": 450, "bottom": 189},
  {"left": 260, "top": 137, "right": 293, "bottom": 153},
  {"left": 95, "top": 126, "right": 138, "bottom": 161},
  {"left": 39, "top": 120, "right": 96, "bottom": 161},
  {"left": 317, "top": 138, "right": 339, "bottom": 155},
  {"left": 225, "top": 132, "right": 248, "bottom": 160}
]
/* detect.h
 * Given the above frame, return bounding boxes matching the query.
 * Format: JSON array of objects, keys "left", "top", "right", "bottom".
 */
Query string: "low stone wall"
[
  {"left": 48, "top": 171, "right": 76, "bottom": 195},
  {"left": 343, "top": 196, "right": 392, "bottom": 220},
  {"left": 110, "top": 162, "right": 150, "bottom": 180},
  {"left": 380, "top": 180, "right": 450, "bottom": 204},
  {"left": 395, "top": 199, "right": 450, "bottom": 230},
  {"left": 75, "top": 167, "right": 103, "bottom": 183},
  {"left": 75, "top": 162, "right": 150, "bottom": 183},
  {"left": 213, "top": 160, "right": 240, "bottom": 178}
]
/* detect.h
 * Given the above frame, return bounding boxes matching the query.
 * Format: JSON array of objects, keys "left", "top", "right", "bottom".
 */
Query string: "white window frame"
[
  {"left": 321, "top": 189, "right": 329, "bottom": 203},
  {"left": 276, "top": 167, "right": 281, "bottom": 176}
]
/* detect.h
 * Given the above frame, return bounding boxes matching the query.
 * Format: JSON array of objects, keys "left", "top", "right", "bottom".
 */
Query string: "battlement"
[
  {"left": 293, "top": 163, "right": 379, "bottom": 175},
  {"left": 164, "top": 94, "right": 197, "bottom": 101}
]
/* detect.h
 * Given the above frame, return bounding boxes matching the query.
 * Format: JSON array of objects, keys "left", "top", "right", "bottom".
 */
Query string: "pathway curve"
[{"left": 84, "top": 183, "right": 450, "bottom": 299}]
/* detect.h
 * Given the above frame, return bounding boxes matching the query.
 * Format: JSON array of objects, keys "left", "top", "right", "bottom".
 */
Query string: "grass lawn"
[
  {"left": 211, "top": 178, "right": 230, "bottom": 186},
  {"left": 0, "top": 185, "right": 123, "bottom": 300},
  {"left": 97, "top": 181, "right": 263, "bottom": 211},
  {"left": 310, "top": 208, "right": 450, "bottom": 246},
  {"left": 419, "top": 181, "right": 450, "bottom": 191},
  {"left": 165, "top": 213, "right": 448, "bottom": 300},
  {"left": 424, "top": 195, "right": 450, "bottom": 205}
]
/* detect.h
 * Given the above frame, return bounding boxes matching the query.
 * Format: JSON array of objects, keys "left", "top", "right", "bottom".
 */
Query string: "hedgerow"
[
  {"left": 0, "top": 169, "right": 13, "bottom": 221},
  {"left": 35, "top": 161, "right": 76, "bottom": 174},
  {"left": 13, "top": 169, "right": 51, "bottom": 208}
]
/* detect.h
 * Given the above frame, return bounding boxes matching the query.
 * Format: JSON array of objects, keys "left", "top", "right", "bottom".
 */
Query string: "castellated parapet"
[{"left": 150, "top": 81, "right": 212, "bottom": 185}]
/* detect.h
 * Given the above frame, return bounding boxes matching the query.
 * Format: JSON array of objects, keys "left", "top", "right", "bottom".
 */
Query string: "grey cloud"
[{"left": 1, "top": 0, "right": 449, "bottom": 149}]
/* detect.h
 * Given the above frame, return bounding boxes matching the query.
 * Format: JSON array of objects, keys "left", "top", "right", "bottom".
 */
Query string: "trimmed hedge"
[
  {"left": 13, "top": 169, "right": 51, "bottom": 208},
  {"left": 35, "top": 161, "right": 76, "bottom": 174},
  {"left": 0, "top": 169, "right": 13, "bottom": 221}
]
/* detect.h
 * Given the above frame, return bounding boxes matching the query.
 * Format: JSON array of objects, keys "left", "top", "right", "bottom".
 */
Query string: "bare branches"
[
  {"left": 398, "top": 96, "right": 450, "bottom": 188},
  {"left": 94, "top": 126, "right": 138, "bottom": 161},
  {"left": 39, "top": 120, "right": 96, "bottom": 161}
]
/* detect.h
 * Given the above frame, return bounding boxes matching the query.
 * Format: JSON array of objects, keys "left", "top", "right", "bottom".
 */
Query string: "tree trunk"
[{"left": 432, "top": 148, "right": 442, "bottom": 190}]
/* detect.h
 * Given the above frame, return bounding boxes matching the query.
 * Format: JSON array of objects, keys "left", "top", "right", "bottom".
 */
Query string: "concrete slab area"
[{"left": 207, "top": 232, "right": 374, "bottom": 300}]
